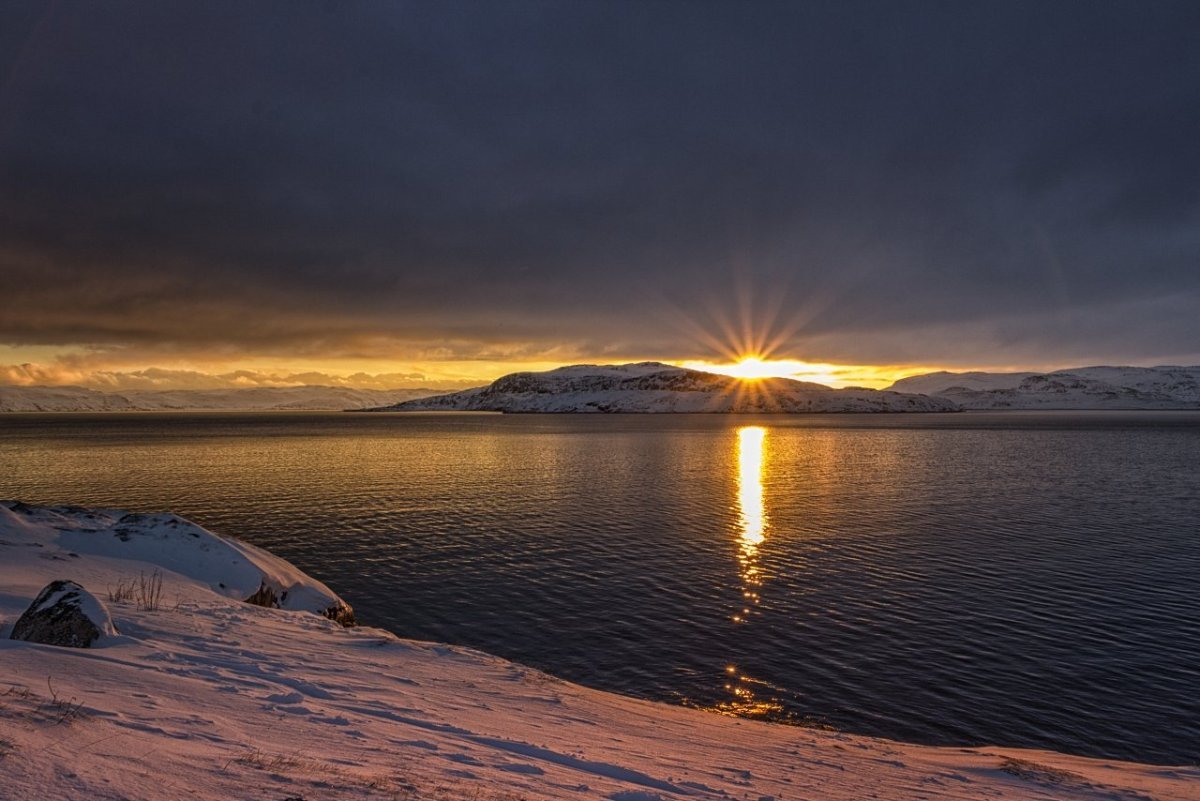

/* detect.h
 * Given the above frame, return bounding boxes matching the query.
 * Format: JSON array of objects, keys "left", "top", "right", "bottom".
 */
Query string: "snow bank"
[
  {"left": 1, "top": 503, "right": 1195, "bottom": 800},
  {"left": 0, "top": 502, "right": 353, "bottom": 624}
]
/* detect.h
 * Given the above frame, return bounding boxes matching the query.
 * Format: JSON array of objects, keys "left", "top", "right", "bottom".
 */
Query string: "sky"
[{"left": 1, "top": 1, "right": 1198, "bottom": 390}]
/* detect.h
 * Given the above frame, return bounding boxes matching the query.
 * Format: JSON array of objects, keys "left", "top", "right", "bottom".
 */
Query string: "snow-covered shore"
[{"left": 1, "top": 503, "right": 1194, "bottom": 800}]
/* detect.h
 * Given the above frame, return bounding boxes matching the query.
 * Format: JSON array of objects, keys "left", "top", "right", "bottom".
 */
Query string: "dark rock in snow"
[
  {"left": 10, "top": 580, "right": 117, "bottom": 648},
  {"left": 244, "top": 580, "right": 356, "bottom": 626},
  {"left": 244, "top": 581, "right": 281, "bottom": 608}
]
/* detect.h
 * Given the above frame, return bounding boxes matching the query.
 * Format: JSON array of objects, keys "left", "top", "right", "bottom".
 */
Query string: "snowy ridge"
[
  {"left": 2, "top": 503, "right": 1196, "bottom": 800},
  {"left": 0, "top": 385, "right": 442, "bottom": 412},
  {"left": 373, "top": 362, "right": 958, "bottom": 413},
  {"left": 889, "top": 366, "right": 1200, "bottom": 409},
  {"left": 0, "top": 502, "right": 352, "bottom": 623},
  {"left": 886, "top": 371, "right": 1039, "bottom": 394}
]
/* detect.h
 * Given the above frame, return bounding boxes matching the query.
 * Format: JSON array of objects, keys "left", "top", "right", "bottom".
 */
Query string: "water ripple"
[{"left": 1, "top": 410, "right": 1198, "bottom": 764}]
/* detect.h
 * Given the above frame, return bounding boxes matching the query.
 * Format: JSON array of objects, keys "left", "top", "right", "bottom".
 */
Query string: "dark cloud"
[{"left": 1, "top": 0, "right": 1198, "bottom": 369}]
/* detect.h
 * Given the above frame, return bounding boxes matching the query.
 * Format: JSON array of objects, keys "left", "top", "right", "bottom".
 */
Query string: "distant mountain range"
[
  {"left": 371, "top": 362, "right": 958, "bottom": 413},
  {"left": 6, "top": 364, "right": 1198, "bottom": 413},
  {"left": 887, "top": 366, "right": 1200, "bottom": 409},
  {"left": 0, "top": 385, "right": 442, "bottom": 412}
]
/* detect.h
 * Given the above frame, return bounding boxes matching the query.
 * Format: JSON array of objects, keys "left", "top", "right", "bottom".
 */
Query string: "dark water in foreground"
[{"left": 1, "top": 411, "right": 1198, "bottom": 764}]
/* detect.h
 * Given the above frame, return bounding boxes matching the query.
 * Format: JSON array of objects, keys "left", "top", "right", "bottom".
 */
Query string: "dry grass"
[
  {"left": 0, "top": 679, "right": 88, "bottom": 726},
  {"left": 107, "top": 570, "right": 164, "bottom": 611}
]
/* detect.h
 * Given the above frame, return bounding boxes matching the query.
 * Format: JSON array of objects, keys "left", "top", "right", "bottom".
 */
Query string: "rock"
[
  {"left": 244, "top": 579, "right": 356, "bottom": 626},
  {"left": 244, "top": 580, "right": 280, "bottom": 609},
  {"left": 10, "top": 580, "right": 118, "bottom": 648}
]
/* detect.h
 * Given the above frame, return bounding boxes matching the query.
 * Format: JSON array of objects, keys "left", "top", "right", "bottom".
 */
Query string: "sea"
[{"left": 1, "top": 410, "right": 1197, "bottom": 765}]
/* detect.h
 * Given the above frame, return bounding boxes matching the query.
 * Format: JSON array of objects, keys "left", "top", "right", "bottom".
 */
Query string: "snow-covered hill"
[
  {"left": 889, "top": 366, "right": 1200, "bottom": 409},
  {"left": 374, "top": 362, "right": 958, "bottom": 413},
  {"left": 2, "top": 501, "right": 1195, "bottom": 800},
  {"left": 887, "top": 371, "right": 1039, "bottom": 395},
  {"left": 0, "top": 502, "right": 353, "bottom": 623},
  {"left": 0, "top": 385, "right": 442, "bottom": 412}
]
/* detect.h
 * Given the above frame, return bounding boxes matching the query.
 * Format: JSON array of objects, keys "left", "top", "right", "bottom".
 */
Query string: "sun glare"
[
  {"left": 683, "top": 356, "right": 845, "bottom": 386},
  {"left": 721, "top": 357, "right": 780, "bottom": 381},
  {"left": 680, "top": 357, "right": 937, "bottom": 389}
]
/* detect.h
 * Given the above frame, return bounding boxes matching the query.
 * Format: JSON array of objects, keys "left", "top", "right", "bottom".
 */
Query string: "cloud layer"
[{"left": 2, "top": 1, "right": 1198, "bottom": 385}]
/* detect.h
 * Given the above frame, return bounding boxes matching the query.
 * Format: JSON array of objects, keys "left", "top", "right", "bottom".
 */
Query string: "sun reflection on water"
[
  {"left": 734, "top": 426, "right": 767, "bottom": 623},
  {"left": 737, "top": 426, "right": 767, "bottom": 551},
  {"left": 718, "top": 426, "right": 785, "bottom": 718}
]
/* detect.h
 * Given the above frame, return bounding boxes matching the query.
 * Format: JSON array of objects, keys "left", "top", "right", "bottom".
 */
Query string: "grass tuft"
[
  {"left": 1, "top": 679, "right": 88, "bottom": 726},
  {"left": 108, "top": 570, "right": 164, "bottom": 611}
]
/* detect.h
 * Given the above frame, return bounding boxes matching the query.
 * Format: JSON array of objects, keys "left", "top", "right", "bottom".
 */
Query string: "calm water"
[{"left": 2, "top": 411, "right": 1198, "bottom": 764}]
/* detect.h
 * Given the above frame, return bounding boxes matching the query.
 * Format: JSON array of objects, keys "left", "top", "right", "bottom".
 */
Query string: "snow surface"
[
  {"left": 887, "top": 372, "right": 1039, "bottom": 394},
  {"left": 0, "top": 386, "right": 442, "bottom": 412},
  {"left": 888, "top": 366, "right": 1200, "bottom": 409},
  {"left": 2, "top": 504, "right": 1196, "bottom": 800},
  {"left": 0, "top": 502, "right": 351, "bottom": 623},
  {"left": 373, "top": 363, "right": 958, "bottom": 414}
]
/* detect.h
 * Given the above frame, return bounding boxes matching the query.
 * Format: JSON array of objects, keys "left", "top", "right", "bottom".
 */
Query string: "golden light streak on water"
[
  {"left": 737, "top": 426, "right": 767, "bottom": 552},
  {"left": 719, "top": 425, "right": 786, "bottom": 717},
  {"left": 733, "top": 426, "right": 767, "bottom": 624}
]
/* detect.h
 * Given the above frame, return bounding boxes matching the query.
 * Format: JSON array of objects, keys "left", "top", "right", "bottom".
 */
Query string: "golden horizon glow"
[
  {"left": 711, "top": 356, "right": 790, "bottom": 381},
  {"left": 680, "top": 356, "right": 942, "bottom": 389},
  {"left": 2, "top": 340, "right": 980, "bottom": 393}
]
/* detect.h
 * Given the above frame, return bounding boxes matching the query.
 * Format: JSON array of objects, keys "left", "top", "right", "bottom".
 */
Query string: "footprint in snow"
[
  {"left": 444, "top": 753, "right": 483, "bottom": 765},
  {"left": 498, "top": 763, "right": 545, "bottom": 775},
  {"left": 391, "top": 740, "right": 438, "bottom": 750}
]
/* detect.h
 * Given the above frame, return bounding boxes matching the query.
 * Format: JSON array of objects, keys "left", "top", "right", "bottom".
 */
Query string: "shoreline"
[
  {"left": 1, "top": 502, "right": 1195, "bottom": 800},
  {"left": 5, "top": 407, "right": 1200, "bottom": 415}
]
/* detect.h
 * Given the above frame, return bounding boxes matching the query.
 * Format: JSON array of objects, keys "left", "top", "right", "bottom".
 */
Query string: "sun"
[
  {"left": 719, "top": 357, "right": 782, "bottom": 381},
  {"left": 682, "top": 356, "right": 842, "bottom": 385},
  {"left": 678, "top": 355, "right": 944, "bottom": 388}
]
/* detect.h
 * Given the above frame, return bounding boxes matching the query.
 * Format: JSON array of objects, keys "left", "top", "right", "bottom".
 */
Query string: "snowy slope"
[
  {"left": 0, "top": 386, "right": 442, "bottom": 412},
  {"left": 889, "top": 366, "right": 1200, "bottom": 409},
  {"left": 0, "top": 386, "right": 140, "bottom": 412},
  {"left": 888, "top": 371, "right": 1039, "bottom": 395},
  {"left": 1, "top": 503, "right": 1195, "bottom": 801},
  {"left": 0, "top": 502, "right": 352, "bottom": 623},
  {"left": 373, "top": 362, "right": 959, "bottom": 413}
]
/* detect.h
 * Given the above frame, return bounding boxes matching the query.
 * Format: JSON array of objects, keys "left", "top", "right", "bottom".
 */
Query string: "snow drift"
[{"left": 0, "top": 501, "right": 353, "bottom": 624}]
